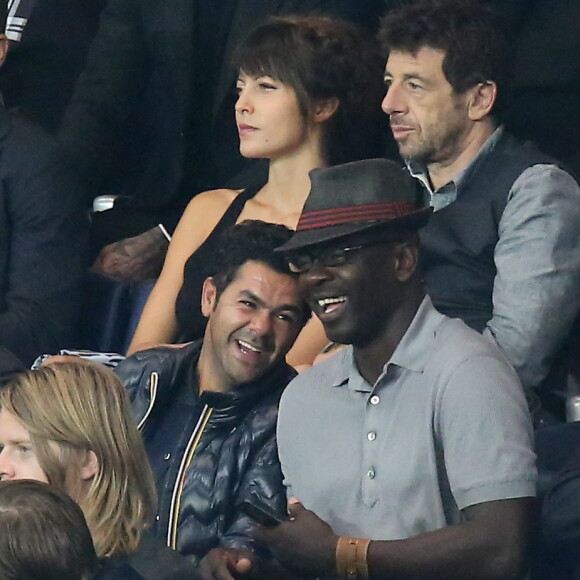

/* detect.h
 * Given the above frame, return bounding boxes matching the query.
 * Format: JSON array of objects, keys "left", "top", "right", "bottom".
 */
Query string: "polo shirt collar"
[
  {"left": 332, "top": 295, "right": 446, "bottom": 392},
  {"left": 389, "top": 295, "right": 446, "bottom": 373}
]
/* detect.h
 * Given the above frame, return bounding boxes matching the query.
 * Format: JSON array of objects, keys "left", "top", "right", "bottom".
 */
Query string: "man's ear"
[
  {"left": 79, "top": 450, "right": 99, "bottom": 482},
  {"left": 200, "top": 277, "right": 218, "bottom": 318},
  {"left": 0, "top": 35, "right": 8, "bottom": 69},
  {"left": 393, "top": 241, "right": 419, "bottom": 282},
  {"left": 312, "top": 97, "right": 340, "bottom": 124},
  {"left": 467, "top": 81, "right": 497, "bottom": 121}
]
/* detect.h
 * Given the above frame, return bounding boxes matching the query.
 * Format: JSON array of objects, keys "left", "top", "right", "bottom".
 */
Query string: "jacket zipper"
[
  {"left": 137, "top": 372, "right": 159, "bottom": 431},
  {"left": 167, "top": 404, "right": 214, "bottom": 549}
]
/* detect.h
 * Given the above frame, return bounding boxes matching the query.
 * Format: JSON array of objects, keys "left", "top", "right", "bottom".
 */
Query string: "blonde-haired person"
[
  {"left": 0, "top": 364, "right": 192, "bottom": 579},
  {"left": 122, "top": 14, "right": 388, "bottom": 368}
]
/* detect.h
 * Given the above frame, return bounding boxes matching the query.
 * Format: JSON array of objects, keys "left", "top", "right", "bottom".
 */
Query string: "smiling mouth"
[
  {"left": 317, "top": 296, "right": 347, "bottom": 315},
  {"left": 237, "top": 339, "right": 262, "bottom": 354}
]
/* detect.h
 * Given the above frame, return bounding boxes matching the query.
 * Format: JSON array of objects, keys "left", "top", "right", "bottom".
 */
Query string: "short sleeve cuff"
[{"left": 455, "top": 476, "right": 537, "bottom": 510}]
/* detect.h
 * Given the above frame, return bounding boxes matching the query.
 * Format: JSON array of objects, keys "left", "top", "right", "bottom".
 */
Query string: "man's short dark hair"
[
  {"left": 379, "top": 0, "right": 509, "bottom": 108},
  {"left": 0, "top": 480, "right": 98, "bottom": 580},
  {"left": 210, "top": 220, "right": 311, "bottom": 321}
]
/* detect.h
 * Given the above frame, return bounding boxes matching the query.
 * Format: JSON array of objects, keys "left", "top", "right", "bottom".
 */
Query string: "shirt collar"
[
  {"left": 407, "top": 125, "right": 504, "bottom": 194},
  {"left": 332, "top": 295, "right": 447, "bottom": 392},
  {"left": 388, "top": 295, "right": 446, "bottom": 373}
]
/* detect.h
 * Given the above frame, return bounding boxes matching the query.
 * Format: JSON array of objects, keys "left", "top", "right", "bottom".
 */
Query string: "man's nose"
[
  {"left": 299, "top": 260, "right": 334, "bottom": 289},
  {"left": 248, "top": 310, "right": 273, "bottom": 337},
  {"left": 381, "top": 83, "right": 405, "bottom": 115}
]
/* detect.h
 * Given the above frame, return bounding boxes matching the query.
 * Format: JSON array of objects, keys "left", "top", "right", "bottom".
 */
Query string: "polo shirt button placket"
[{"left": 365, "top": 394, "right": 380, "bottom": 504}]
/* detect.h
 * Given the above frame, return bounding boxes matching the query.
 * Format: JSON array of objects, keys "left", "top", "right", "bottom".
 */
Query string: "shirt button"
[
  {"left": 367, "top": 468, "right": 375, "bottom": 479},
  {"left": 367, "top": 432, "right": 376, "bottom": 441},
  {"left": 155, "top": 515, "right": 160, "bottom": 521},
  {"left": 164, "top": 453, "right": 171, "bottom": 460},
  {"left": 370, "top": 395, "right": 380, "bottom": 405}
]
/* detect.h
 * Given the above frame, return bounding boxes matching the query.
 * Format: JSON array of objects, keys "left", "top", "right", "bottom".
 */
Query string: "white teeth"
[
  {"left": 238, "top": 340, "right": 261, "bottom": 353},
  {"left": 317, "top": 297, "right": 346, "bottom": 307}
]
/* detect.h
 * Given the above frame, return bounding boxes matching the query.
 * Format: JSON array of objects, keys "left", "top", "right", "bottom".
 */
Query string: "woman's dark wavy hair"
[
  {"left": 232, "top": 14, "right": 388, "bottom": 165},
  {"left": 379, "top": 0, "right": 510, "bottom": 117}
]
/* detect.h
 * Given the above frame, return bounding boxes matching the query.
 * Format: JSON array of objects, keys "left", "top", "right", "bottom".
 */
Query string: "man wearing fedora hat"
[{"left": 254, "top": 159, "right": 536, "bottom": 580}]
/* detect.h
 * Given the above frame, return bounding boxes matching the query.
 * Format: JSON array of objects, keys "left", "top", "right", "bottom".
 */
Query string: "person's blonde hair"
[{"left": 0, "top": 363, "right": 157, "bottom": 558}]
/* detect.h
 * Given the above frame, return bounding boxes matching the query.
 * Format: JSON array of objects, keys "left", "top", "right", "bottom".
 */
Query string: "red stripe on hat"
[{"left": 297, "top": 201, "right": 415, "bottom": 231}]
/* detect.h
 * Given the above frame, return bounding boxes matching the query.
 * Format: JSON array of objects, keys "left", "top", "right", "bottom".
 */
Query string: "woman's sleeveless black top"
[{"left": 174, "top": 185, "right": 261, "bottom": 341}]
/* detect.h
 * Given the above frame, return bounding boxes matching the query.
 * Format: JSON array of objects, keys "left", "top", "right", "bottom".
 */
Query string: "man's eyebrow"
[
  {"left": 383, "top": 71, "right": 430, "bottom": 84},
  {"left": 403, "top": 73, "right": 429, "bottom": 84},
  {"left": 238, "top": 289, "right": 265, "bottom": 306},
  {"left": 274, "top": 303, "right": 304, "bottom": 316},
  {"left": 239, "top": 290, "right": 302, "bottom": 315}
]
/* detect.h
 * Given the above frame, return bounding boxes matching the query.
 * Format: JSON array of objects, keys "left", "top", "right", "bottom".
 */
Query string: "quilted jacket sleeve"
[{"left": 218, "top": 413, "right": 286, "bottom": 553}]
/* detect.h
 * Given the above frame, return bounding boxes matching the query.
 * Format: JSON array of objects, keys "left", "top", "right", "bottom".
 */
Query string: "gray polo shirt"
[{"left": 277, "top": 296, "right": 536, "bottom": 540}]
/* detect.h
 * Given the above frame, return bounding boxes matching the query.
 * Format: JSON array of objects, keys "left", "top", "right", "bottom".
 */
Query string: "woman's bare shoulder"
[
  {"left": 170, "top": 188, "right": 245, "bottom": 247},
  {"left": 177, "top": 188, "right": 243, "bottom": 229},
  {"left": 188, "top": 187, "right": 242, "bottom": 208}
]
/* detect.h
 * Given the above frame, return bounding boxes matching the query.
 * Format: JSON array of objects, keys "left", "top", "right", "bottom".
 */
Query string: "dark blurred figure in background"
[
  {"left": 502, "top": 0, "right": 580, "bottom": 181},
  {"left": 0, "top": 0, "right": 87, "bottom": 367},
  {"left": 0, "top": 0, "right": 107, "bottom": 133},
  {"left": 532, "top": 422, "right": 580, "bottom": 580},
  {"left": 0, "top": 347, "right": 23, "bottom": 385}
]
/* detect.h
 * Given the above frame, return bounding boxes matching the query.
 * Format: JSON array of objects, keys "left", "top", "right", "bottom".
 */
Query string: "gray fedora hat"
[{"left": 277, "top": 158, "right": 432, "bottom": 252}]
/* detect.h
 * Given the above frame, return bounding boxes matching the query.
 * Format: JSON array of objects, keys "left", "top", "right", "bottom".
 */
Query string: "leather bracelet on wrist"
[{"left": 336, "top": 536, "right": 371, "bottom": 579}]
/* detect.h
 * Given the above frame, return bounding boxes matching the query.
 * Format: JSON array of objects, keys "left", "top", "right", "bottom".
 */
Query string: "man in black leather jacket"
[{"left": 115, "top": 221, "right": 310, "bottom": 579}]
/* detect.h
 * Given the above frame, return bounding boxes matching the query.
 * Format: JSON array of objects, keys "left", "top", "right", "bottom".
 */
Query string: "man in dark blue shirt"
[{"left": 115, "top": 221, "right": 310, "bottom": 579}]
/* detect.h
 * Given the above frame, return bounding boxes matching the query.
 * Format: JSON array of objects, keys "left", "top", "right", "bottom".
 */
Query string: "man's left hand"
[
  {"left": 253, "top": 498, "right": 338, "bottom": 577},
  {"left": 197, "top": 547, "right": 254, "bottom": 580}
]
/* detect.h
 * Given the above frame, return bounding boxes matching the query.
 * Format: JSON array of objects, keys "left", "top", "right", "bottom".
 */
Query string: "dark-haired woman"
[{"left": 127, "top": 15, "right": 387, "bottom": 368}]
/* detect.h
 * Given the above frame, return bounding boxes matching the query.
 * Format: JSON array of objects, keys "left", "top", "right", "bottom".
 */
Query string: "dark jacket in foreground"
[
  {"left": 115, "top": 341, "right": 294, "bottom": 563},
  {"left": 96, "top": 531, "right": 199, "bottom": 579},
  {"left": 0, "top": 105, "right": 87, "bottom": 365}
]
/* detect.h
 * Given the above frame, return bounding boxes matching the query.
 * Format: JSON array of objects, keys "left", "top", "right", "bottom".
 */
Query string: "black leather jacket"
[{"left": 115, "top": 342, "right": 294, "bottom": 563}]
